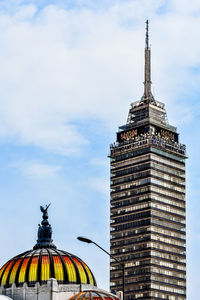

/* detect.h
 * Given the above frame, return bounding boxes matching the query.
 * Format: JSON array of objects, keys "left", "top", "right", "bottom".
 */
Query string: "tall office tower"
[{"left": 110, "top": 21, "right": 186, "bottom": 300}]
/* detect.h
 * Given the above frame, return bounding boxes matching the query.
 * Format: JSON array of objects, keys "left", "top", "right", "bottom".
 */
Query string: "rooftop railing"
[{"left": 110, "top": 134, "right": 186, "bottom": 157}]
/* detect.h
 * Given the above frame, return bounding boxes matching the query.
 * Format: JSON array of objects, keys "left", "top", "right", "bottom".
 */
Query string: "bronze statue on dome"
[{"left": 33, "top": 203, "right": 56, "bottom": 250}]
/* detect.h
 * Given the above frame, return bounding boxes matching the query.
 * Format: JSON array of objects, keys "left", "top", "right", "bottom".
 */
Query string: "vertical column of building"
[
  {"left": 110, "top": 144, "right": 152, "bottom": 298},
  {"left": 149, "top": 149, "right": 186, "bottom": 299}
]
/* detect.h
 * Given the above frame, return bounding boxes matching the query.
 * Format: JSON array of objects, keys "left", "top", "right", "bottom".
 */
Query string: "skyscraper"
[{"left": 110, "top": 21, "right": 186, "bottom": 300}]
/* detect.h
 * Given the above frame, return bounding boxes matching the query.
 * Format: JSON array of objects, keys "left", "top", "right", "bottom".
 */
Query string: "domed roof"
[
  {"left": 0, "top": 248, "right": 96, "bottom": 287},
  {"left": 69, "top": 290, "right": 120, "bottom": 300},
  {"left": 0, "top": 296, "right": 13, "bottom": 299},
  {"left": 0, "top": 205, "right": 96, "bottom": 288}
]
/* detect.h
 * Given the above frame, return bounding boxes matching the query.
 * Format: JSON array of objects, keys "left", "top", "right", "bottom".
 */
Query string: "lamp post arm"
[{"left": 92, "top": 241, "right": 124, "bottom": 269}]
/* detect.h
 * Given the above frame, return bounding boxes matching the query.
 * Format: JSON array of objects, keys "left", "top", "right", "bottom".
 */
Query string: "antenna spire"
[
  {"left": 142, "top": 19, "right": 154, "bottom": 102},
  {"left": 146, "top": 19, "right": 149, "bottom": 49}
]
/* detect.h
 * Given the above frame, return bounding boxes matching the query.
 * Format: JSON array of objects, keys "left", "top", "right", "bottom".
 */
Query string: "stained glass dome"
[
  {"left": 0, "top": 248, "right": 96, "bottom": 287},
  {"left": 69, "top": 290, "right": 120, "bottom": 300},
  {"left": 0, "top": 205, "right": 96, "bottom": 288}
]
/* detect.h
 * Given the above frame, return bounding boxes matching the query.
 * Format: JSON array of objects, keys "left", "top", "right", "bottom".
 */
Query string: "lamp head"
[{"left": 77, "top": 236, "right": 93, "bottom": 244}]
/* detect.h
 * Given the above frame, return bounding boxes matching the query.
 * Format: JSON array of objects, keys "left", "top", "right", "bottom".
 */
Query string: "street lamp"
[{"left": 77, "top": 236, "right": 125, "bottom": 300}]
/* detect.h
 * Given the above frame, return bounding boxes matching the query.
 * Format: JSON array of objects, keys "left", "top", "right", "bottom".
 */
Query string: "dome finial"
[{"left": 33, "top": 204, "right": 56, "bottom": 249}]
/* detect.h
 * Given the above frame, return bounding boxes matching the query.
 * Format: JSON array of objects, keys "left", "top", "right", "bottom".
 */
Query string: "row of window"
[
  {"left": 125, "top": 260, "right": 150, "bottom": 268},
  {"left": 151, "top": 283, "right": 185, "bottom": 295},
  {"left": 151, "top": 250, "right": 185, "bottom": 262},
  {"left": 152, "top": 210, "right": 185, "bottom": 224},
  {"left": 110, "top": 225, "right": 185, "bottom": 245},
  {"left": 111, "top": 147, "right": 150, "bottom": 163},
  {"left": 111, "top": 234, "right": 150, "bottom": 247},
  {"left": 151, "top": 194, "right": 185, "bottom": 208},
  {"left": 111, "top": 176, "right": 185, "bottom": 195},
  {"left": 151, "top": 147, "right": 185, "bottom": 164},
  {"left": 111, "top": 193, "right": 150, "bottom": 207},
  {"left": 151, "top": 258, "right": 185, "bottom": 270},
  {"left": 151, "top": 234, "right": 185, "bottom": 247},
  {"left": 111, "top": 154, "right": 150, "bottom": 170},
  {"left": 111, "top": 185, "right": 185, "bottom": 202},
  {"left": 110, "top": 147, "right": 150, "bottom": 162},
  {"left": 152, "top": 241, "right": 185, "bottom": 254},
  {"left": 111, "top": 250, "right": 184, "bottom": 272},
  {"left": 151, "top": 177, "right": 185, "bottom": 193},
  {"left": 111, "top": 192, "right": 185, "bottom": 209},
  {"left": 111, "top": 243, "right": 150, "bottom": 255},
  {"left": 111, "top": 160, "right": 185, "bottom": 186},
  {"left": 150, "top": 185, "right": 185, "bottom": 201},
  {"left": 111, "top": 177, "right": 150, "bottom": 192},
  {"left": 111, "top": 162, "right": 150, "bottom": 178},
  {"left": 126, "top": 258, "right": 184, "bottom": 272},
  {"left": 150, "top": 153, "right": 185, "bottom": 170},
  {"left": 151, "top": 202, "right": 185, "bottom": 217},
  {"left": 111, "top": 170, "right": 150, "bottom": 186},
  {"left": 125, "top": 275, "right": 150, "bottom": 284},
  {"left": 151, "top": 169, "right": 185, "bottom": 185},
  {"left": 110, "top": 218, "right": 150, "bottom": 232},
  {"left": 152, "top": 217, "right": 185, "bottom": 232},
  {"left": 111, "top": 207, "right": 185, "bottom": 227},
  {"left": 152, "top": 275, "right": 185, "bottom": 286},
  {"left": 150, "top": 241, "right": 185, "bottom": 256},
  {"left": 151, "top": 161, "right": 184, "bottom": 178},
  {"left": 111, "top": 211, "right": 150, "bottom": 224},
  {"left": 111, "top": 185, "right": 150, "bottom": 200},
  {"left": 111, "top": 152, "right": 185, "bottom": 176},
  {"left": 110, "top": 226, "right": 150, "bottom": 240},
  {"left": 111, "top": 168, "right": 185, "bottom": 190},
  {"left": 111, "top": 231, "right": 185, "bottom": 250},
  {"left": 111, "top": 242, "right": 185, "bottom": 260},
  {"left": 151, "top": 267, "right": 186, "bottom": 278},
  {"left": 111, "top": 202, "right": 150, "bottom": 216},
  {"left": 111, "top": 203, "right": 185, "bottom": 219},
  {"left": 112, "top": 281, "right": 185, "bottom": 295},
  {"left": 151, "top": 226, "right": 185, "bottom": 240},
  {"left": 110, "top": 251, "right": 151, "bottom": 265},
  {"left": 133, "top": 291, "right": 184, "bottom": 300}
]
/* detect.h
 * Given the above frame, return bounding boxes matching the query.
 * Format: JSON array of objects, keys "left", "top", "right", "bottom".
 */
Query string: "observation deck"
[{"left": 110, "top": 133, "right": 186, "bottom": 157}]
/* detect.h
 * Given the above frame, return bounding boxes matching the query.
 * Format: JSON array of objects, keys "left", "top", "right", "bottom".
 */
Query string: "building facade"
[{"left": 110, "top": 21, "right": 186, "bottom": 300}]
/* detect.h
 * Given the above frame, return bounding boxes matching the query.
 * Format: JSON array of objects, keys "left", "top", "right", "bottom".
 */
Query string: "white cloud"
[
  {"left": 10, "top": 161, "right": 61, "bottom": 178},
  {"left": 26, "top": 162, "right": 61, "bottom": 177},
  {"left": 0, "top": 1, "right": 198, "bottom": 155}
]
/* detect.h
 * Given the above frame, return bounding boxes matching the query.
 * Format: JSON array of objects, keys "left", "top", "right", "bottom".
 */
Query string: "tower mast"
[{"left": 143, "top": 20, "right": 154, "bottom": 102}]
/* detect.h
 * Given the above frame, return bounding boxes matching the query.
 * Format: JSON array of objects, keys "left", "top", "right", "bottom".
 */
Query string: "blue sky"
[{"left": 0, "top": 0, "right": 199, "bottom": 299}]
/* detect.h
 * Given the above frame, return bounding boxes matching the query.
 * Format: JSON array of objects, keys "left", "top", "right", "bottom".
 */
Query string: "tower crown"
[{"left": 124, "top": 21, "right": 175, "bottom": 132}]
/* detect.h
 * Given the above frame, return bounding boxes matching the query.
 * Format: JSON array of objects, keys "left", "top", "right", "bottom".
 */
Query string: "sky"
[{"left": 0, "top": 0, "right": 199, "bottom": 299}]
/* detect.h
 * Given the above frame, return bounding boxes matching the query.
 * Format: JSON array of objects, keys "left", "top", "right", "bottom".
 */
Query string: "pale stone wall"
[{"left": 0, "top": 279, "right": 98, "bottom": 300}]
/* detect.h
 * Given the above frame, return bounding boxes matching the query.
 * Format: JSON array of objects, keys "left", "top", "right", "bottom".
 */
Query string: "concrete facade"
[{"left": 0, "top": 279, "right": 98, "bottom": 300}]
